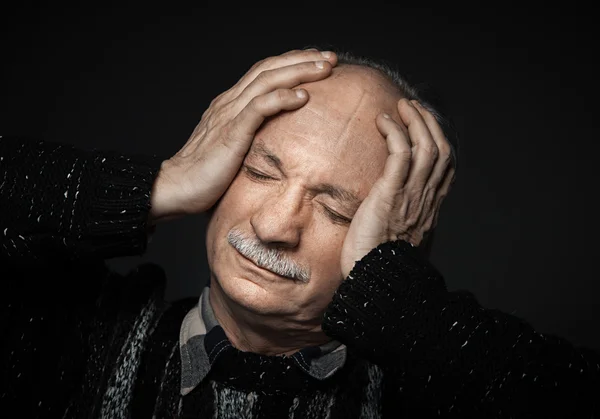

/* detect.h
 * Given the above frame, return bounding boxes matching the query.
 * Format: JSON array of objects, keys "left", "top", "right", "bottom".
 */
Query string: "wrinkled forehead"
[
  {"left": 255, "top": 65, "right": 402, "bottom": 171},
  {"left": 301, "top": 64, "right": 403, "bottom": 118}
]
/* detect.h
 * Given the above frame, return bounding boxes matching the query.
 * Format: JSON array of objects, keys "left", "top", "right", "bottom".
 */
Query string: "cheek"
[
  {"left": 206, "top": 175, "right": 273, "bottom": 244},
  {"left": 210, "top": 176, "right": 259, "bottom": 221},
  {"left": 306, "top": 225, "right": 347, "bottom": 279},
  {"left": 206, "top": 175, "right": 253, "bottom": 249},
  {"left": 299, "top": 226, "right": 347, "bottom": 312}
]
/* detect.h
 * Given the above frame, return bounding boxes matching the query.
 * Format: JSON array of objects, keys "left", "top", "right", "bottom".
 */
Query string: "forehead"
[{"left": 251, "top": 65, "right": 401, "bottom": 195}]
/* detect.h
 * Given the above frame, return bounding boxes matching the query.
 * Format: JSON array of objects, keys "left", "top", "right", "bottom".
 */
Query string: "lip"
[{"left": 233, "top": 247, "right": 293, "bottom": 281}]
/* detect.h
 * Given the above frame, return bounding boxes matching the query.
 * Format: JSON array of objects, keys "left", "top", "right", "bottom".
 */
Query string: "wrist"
[{"left": 148, "top": 160, "right": 179, "bottom": 225}]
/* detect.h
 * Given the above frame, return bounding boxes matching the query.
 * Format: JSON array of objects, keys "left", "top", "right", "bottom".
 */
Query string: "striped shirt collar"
[{"left": 179, "top": 286, "right": 347, "bottom": 396}]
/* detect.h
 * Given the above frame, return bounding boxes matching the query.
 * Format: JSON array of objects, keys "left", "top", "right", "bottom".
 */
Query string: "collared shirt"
[{"left": 179, "top": 286, "right": 347, "bottom": 396}]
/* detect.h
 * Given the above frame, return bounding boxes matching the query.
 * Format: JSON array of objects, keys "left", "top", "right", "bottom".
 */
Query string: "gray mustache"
[{"left": 227, "top": 229, "right": 310, "bottom": 283}]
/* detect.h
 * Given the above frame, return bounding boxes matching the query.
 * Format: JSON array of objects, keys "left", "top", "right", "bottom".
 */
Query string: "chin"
[
  {"left": 208, "top": 237, "right": 287, "bottom": 310},
  {"left": 214, "top": 270, "right": 297, "bottom": 316}
]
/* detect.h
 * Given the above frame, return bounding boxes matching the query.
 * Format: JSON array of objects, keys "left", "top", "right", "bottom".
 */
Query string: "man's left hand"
[{"left": 340, "top": 99, "right": 456, "bottom": 278}]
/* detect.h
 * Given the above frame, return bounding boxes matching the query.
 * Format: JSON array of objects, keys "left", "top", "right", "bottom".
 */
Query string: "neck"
[{"left": 208, "top": 282, "right": 330, "bottom": 356}]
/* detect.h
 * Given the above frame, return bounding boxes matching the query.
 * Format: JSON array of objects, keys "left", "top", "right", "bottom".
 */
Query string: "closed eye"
[
  {"left": 243, "top": 166, "right": 274, "bottom": 181},
  {"left": 321, "top": 205, "right": 352, "bottom": 225},
  {"left": 244, "top": 165, "right": 352, "bottom": 225}
]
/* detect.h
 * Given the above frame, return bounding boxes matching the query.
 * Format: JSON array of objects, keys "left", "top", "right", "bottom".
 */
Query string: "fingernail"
[
  {"left": 296, "top": 89, "right": 307, "bottom": 99},
  {"left": 315, "top": 61, "right": 325, "bottom": 69},
  {"left": 382, "top": 113, "right": 391, "bottom": 119},
  {"left": 321, "top": 51, "right": 332, "bottom": 58}
]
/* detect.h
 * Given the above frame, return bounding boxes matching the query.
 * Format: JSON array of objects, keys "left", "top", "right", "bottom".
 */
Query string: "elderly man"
[{"left": 1, "top": 49, "right": 598, "bottom": 418}]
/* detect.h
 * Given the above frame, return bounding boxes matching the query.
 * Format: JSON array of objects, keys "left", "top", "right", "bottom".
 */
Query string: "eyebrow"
[
  {"left": 313, "top": 183, "right": 362, "bottom": 211},
  {"left": 248, "top": 140, "right": 362, "bottom": 211},
  {"left": 250, "top": 141, "right": 283, "bottom": 171}
]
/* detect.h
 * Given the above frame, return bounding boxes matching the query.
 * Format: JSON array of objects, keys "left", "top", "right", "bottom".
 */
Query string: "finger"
[
  {"left": 411, "top": 100, "right": 453, "bottom": 188},
  {"left": 235, "top": 60, "right": 333, "bottom": 110},
  {"left": 231, "top": 49, "right": 337, "bottom": 99},
  {"left": 259, "top": 48, "right": 337, "bottom": 73},
  {"left": 410, "top": 100, "right": 447, "bottom": 149},
  {"left": 431, "top": 166, "right": 456, "bottom": 228},
  {"left": 397, "top": 99, "right": 438, "bottom": 188},
  {"left": 222, "top": 88, "right": 309, "bottom": 155},
  {"left": 375, "top": 113, "right": 413, "bottom": 192}
]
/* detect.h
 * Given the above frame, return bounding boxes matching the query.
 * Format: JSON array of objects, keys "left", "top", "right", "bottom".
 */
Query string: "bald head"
[
  {"left": 299, "top": 63, "right": 404, "bottom": 120},
  {"left": 294, "top": 64, "right": 404, "bottom": 145}
]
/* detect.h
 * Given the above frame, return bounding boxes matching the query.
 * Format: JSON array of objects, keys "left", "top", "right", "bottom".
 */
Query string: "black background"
[{"left": 2, "top": 6, "right": 598, "bottom": 349}]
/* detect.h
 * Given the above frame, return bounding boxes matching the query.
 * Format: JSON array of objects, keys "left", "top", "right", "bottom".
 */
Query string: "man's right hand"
[{"left": 148, "top": 49, "right": 337, "bottom": 224}]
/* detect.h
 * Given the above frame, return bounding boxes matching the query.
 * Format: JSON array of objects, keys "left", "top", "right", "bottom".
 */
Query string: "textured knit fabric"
[
  {"left": 1, "top": 135, "right": 599, "bottom": 418},
  {"left": 179, "top": 286, "right": 347, "bottom": 396}
]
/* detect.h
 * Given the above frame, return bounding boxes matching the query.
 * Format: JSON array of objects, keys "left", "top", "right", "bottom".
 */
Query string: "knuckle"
[
  {"left": 246, "top": 96, "right": 265, "bottom": 115},
  {"left": 213, "top": 106, "right": 228, "bottom": 123},
  {"left": 447, "top": 169, "right": 457, "bottom": 184},
  {"left": 254, "top": 71, "right": 270, "bottom": 87},
  {"left": 396, "top": 148, "right": 413, "bottom": 161},
  {"left": 247, "top": 94, "right": 262, "bottom": 110},
  {"left": 209, "top": 91, "right": 230, "bottom": 110},
  {"left": 275, "top": 88, "right": 289, "bottom": 102},
  {"left": 409, "top": 185, "right": 422, "bottom": 198},
  {"left": 425, "top": 191, "right": 436, "bottom": 208},
  {"left": 380, "top": 195, "right": 396, "bottom": 210},
  {"left": 192, "top": 125, "right": 207, "bottom": 139},
  {"left": 205, "top": 118, "right": 216, "bottom": 131},
  {"left": 221, "top": 124, "right": 240, "bottom": 146},
  {"left": 250, "top": 58, "right": 267, "bottom": 71},
  {"left": 423, "top": 144, "right": 439, "bottom": 158},
  {"left": 437, "top": 141, "right": 451, "bottom": 157},
  {"left": 200, "top": 108, "right": 211, "bottom": 120},
  {"left": 441, "top": 152, "right": 453, "bottom": 165},
  {"left": 208, "top": 96, "right": 220, "bottom": 109},
  {"left": 207, "top": 105, "right": 230, "bottom": 130},
  {"left": 405, "top": 214, "right": 419, "bottom": 227}
]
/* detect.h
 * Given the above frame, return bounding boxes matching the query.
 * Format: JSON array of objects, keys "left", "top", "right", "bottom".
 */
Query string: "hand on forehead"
[
  {"left": 297, "top": 64, "right": 403, "bottom": 126},
  {"left": 252, "top": 64, "right": 401, "bottom": 176}
]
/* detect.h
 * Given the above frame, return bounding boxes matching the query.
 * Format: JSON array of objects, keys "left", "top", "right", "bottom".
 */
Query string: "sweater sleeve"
[
  {"left": 0, "top": 135, "right": 167, "bottom": 416},
  {"left": 0, "top": 133, "right": 165, "bottom": 331},
  {"left": 0, "top": 135, "right": 162, "bottom": 265},
  {"left": 322, "top": 239, "right": 600, "bottom": 416}
]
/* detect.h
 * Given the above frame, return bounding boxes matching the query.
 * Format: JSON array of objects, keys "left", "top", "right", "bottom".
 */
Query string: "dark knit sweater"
[{"left": 1, "top": 135, "right": 599, "bottom": 418}]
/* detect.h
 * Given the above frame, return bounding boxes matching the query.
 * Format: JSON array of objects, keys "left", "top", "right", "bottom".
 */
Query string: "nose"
[{"left": 250, "top": 186, "right": 307, "bottom": 249}]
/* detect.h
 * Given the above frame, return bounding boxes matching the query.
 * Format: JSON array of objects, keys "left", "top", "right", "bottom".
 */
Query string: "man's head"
[{"left": 205, "top": 54, "right": 457, "bottom": 335}]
